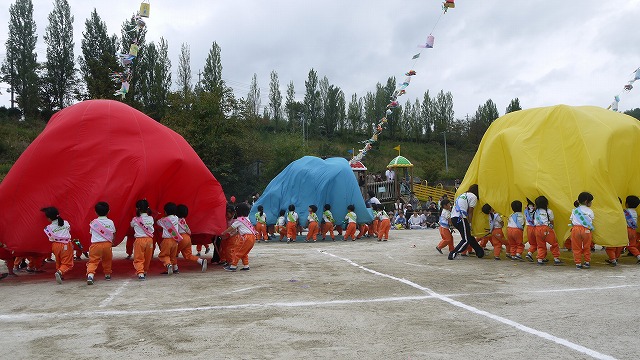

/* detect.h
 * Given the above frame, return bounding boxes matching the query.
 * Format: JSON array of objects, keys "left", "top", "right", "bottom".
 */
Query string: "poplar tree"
[
  {"left": 138, "top": 38, "right": 171, "bottom": 120},
  {"left": 1, "top": 0, "right": 39, "bottom": 115},
  {"left": 42, "top": 0, "right": 76, "bottom": 110},
  {"left": 176, "top": 43, "right": 192, "bottom": 97},
  {"left": 79, "top": 9, "right": 118, "bottom": 99},
  {"left": 268, "top": 70, "right": 282, "bottom": 131}
]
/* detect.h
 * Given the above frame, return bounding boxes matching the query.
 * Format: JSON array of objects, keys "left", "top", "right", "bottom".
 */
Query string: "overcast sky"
[{"left": 0, "top": 0, "right": 639, "bottom": 118}]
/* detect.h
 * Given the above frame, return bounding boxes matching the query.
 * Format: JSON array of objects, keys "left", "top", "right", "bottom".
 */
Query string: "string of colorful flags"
[
  {"left": 111, "top": 1, "right": 151, "bottom": 99},
  {"left": 608, "top": 67, "right": 640, "bottom": 112},
  {"left": 349, "top": 0, "right": 455, "bottom": 165}
]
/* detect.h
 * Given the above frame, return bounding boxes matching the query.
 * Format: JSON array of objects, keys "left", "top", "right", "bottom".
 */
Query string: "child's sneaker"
[
  {"left": 494, "top": 257, "right": 501, "bottom": 261},
  {"left": 537, "top": 260, "right": 545, "bottom": 266},
  {"left": 138, "top": 274, "right": 146, "bottom": 281},
  {"left": 583, "top": 262, "right": 590, "bottom": 269},
  {"left": 105, "top": 274, "right": 111, "bottom": 281},
  {"left": 435, "top": 246, "right": 443, "bottom": 254},
  {"left": 514, "top": 254, "right": 523, "bottom": 261},
  {"left": 224, "top": 265, "right": 237, "bottom": 272},
  {"left": 201, "top": 260, "right": 208, "bottom": 272},
  {"left": 526, "top": 253, "right": 534, "bottom": 262},
  {"left": 576, "top": 264, "right": 583, "bottom": 269},
  {"left": 55, "top": 271, "right": 63, "bottom": 284},
  {"left": 87, "top": 275, "right": 94, "bottom": 285},
  {"left": 553, "top": 259, "right": 563, "bottom": 266},
  {"left": 167, "top": 264, "right": 173, "bottom": 275},
  {"left": 240, "top": 266, "right": 250, "bottom": 271},
  {"left": 605, "top": 259, "right": 617, "bottom": 266}
]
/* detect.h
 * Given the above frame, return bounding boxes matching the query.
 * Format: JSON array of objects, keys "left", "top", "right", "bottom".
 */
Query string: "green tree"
[
  {"left": 79, "top": 9, "right": 118, "bottom": 100},
  {"left": 1, "top": 0, "right": 39, "bottom": 115},
  {"left": 421, "top": 91, "right": 433, "bottom": 141},
  {"left": 433, "top": 90, "right": 454, "bottom": 141},
  {"left": 42, "top": 0, "right": 76, "bottom": 110},
  {"left": 303, "top": 68, "right": 321, "bottom": 136},
  {"left": 201, "top": 42, "right": 224, "bottom": 93},
  {"left": 176, "top": 42, "right": 192, "bottom": 97},
  {"left": 268, "top": 70, "right": 283, "bottom": 132},
  {"left": 506, "top": 97, "right": 522, "bottom": 113},
  {"left": 346, "top": 93, "right": 362, "bottom": 134},
  {"left": 322, "top": 85, "right": 344, "bottom": 137},
  {"left": 245, "top": 73, "right": 260, "bottom": 120},
  {"left": 624, "top": 108, "right": 640, "bottom": 120},
  {"left": 468, "top": 99, "right": 499, "bottom": 145},
  {"left": 137, "top": 38, "right": 171, "bottom": 120}
]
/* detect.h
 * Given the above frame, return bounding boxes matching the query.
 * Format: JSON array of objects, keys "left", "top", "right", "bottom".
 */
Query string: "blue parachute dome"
[{"left": 250, "top": 156, "right": 373, "bottom": 227}]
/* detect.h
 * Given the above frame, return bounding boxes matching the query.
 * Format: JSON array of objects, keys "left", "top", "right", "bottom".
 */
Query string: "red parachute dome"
[{"left": 0, "top": 100, "right": 227, "bottom": 254}]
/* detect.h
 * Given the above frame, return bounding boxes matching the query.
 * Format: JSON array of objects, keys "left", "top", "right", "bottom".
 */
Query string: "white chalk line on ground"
[
  {"left": 319, "top": 250, "right": 617, "bottom": 360},
  {"left": 99, "top": 280, "right": 130, "bottom": 308},
  {"left": 0, "top": 295, "right": 434, "bottom": 322}
]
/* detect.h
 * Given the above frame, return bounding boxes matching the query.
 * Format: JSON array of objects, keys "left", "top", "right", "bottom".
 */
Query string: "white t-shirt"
[
  {"left": 45, "top": 220, "right": 71, "bottom": 242},
  {"left": 370, "top": 197, "right": 381, "bottom": 205},
  {"left": 131, "top": 213, "right": 154, "bottom": 238},
  {"left": 534, "top": 208, "right": 554, "bottom": 226},
  {"left": 345, "top": 211, "right": 357, "bottom": 223},
  {"left": 157, "top": 215, "right": 179, "bottom": 238},
  {"left": 90, "top": 216, "right": 115, "bottom": 243},
  {"left": 439, "top": 209, "right": 451, "bottom": 229},
  {"left": 507, "top": 212, "right": 525, "bottom": 229},
  {"left": 232, "top": 217, "right": 255, "bottom": 235},
  {"left": 625, "top": 208, "right": 638, "bottom": 229},
  {"left": 450, "top": 192, "right": 478, "bottom": 219},
  {"left": 408, "top": 214, "right": 422, "bottom": 226},
  {"left": 255, "top": 212, "right": 267, "bottom": 224},
  {"left": 378, "top": 210, "right": 390, "bottom": 220},
  {"left": 489, "top": 213, "right": 503, "bottom": 231},
  {"left": 276, "top": 216, "right": 286, "bottom": 226},
  {"left": 385, "top": 169, "right": 396, "bottom": 181},
  {"left": 570, "top": 205, "right": 595, "bottom": 229},
  {"left": 287, "top": 211, "right": 298, "bottom": 223},
  {"left": 323, "top": 210, "right": 334, "bottom": 223}
]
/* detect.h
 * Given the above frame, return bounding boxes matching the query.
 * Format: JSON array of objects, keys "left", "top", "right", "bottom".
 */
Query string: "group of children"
[
  {"left": 254, "top": 203, "right": 394, "bottom": 243},
  {"left": 440, "top": 186, "right": 640, "bottom": 269}
]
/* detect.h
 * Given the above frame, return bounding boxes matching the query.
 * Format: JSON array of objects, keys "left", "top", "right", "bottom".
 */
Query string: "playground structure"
[{"left": 351, "top": 154, "right": 455, "bottom": 207}]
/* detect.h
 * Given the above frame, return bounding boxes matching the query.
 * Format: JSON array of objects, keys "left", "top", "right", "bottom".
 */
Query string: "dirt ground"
[{"left": 1, "top": 229, "right": 639, "bottom": 360}]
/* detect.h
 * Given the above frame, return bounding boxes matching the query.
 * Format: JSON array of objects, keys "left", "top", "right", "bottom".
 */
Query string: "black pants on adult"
[{"left": 449, "top": 217, "right": 485, "bottom": 259}]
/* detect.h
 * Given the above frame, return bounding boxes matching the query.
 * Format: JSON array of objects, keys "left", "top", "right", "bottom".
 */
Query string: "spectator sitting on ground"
[
  {"left": 394, "top": 212, "right": 407, "bottom": 229},
  {"left": 408, "top": 212, "right": 424, "bottom": 229}
]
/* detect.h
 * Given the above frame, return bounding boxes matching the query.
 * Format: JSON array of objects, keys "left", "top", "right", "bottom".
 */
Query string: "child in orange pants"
[
  {"left": 222, "top": 203, "right": 257, "bottom": 271},
  {"left": 376, "top": 204, "right": 391, "bottom": 241},
  {"left": 436, "top": 200, "right": 454, "bottom": 253},
  {"left": 174, "top": 204, "right": 207, "bottom": 273},
  {"left": 481, "top": 204, "right": 506, "bottom": 260},
  {"left": 344, "top": 204, "right": 357, "bottom": 241},
  {"left": 524, "top": 199, "right": 537, "bottom": 262},
  {"left": 86, "top": 202, "right": 116, "bottom": 285},
  {"left": 275, "top": 210, "right": 286, "bottom": 241},
  {"left": 570, "top": 192, "right": 594, "bottom": 269},
  {"left": 41, "top": 207, "right": 74, "bottom": 284},
  {"left": 306, "top": 205, "right": 319, "bottom": 242},
  {"left": 621, "top": 195, "right": 640, "bottom": 265},
  {"left": 255, "top": 205, "right": 268, "bottom": 242},
  {"left": 130, "top": 199, "right": 155, "bottom": 280},
  {"left": 286, "top": 204, "right": 299, "bottom": 243},
  {"left": 506, "top": 200, "right": 525, "bottom": 260},
  {"left": 321, "top": 204, "right": 336, "bottom": 241},
  {"left": 156, "top": 202, "right": 181, "bottom": 275},
  {"left": 533, "top": 196, "right": 562, "bottom": 266}
]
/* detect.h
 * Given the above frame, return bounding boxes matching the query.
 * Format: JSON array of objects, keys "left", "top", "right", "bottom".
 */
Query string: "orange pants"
[
  {"left": 256, "top": 223, "right": 268, "bottom": 241},
  {"left": 86, "top": 241, "right": 113, "bottom": 276},
  {"left": 507, "top": 228, "right": 525, "bottom": 256},
  {"left": 437, "top": 227, "right": 454, "bottom": 251},
  {"left": 526, "top": 226, "right": 537, "bottom": 253},
  {"left": 220, "top": 236, "right": 232, "bottom": 262},
  {"left": 369, "top": 219, "right": 379, "bottom": 237},
  {"left": 627, "top": 227, "right": 640, "bottom": 256},
  {"left": 378, "top": 219, "right": 391, "bottom": 240},
  {"left": 52, "top": 242, "right": 74, "bottom": 275},
  {"left": 286, "top": 222, "right": 297, "bottom": 240},
  {"left": 344, "top": 222, "right": 357, "bottom": 240},
  {"left": 275, "top": 225, "right": 286, "bottom": 241},
  {"left": 230, "top": 234, "right": 256, "bottom": 267},
  {"left": 307, "top": 221, "right": 319, "bottom": 241},
  {"left": 356, "top": 224, "right": 369, "bottom": 239},
  {"left": 133, "top": 237, "right": 153, "bottom": 275},
  {"left": 321, "top": 222, "right": 335, "bottom": 240},
  {"left": 536, "top": 225, "right": 560, "bottom": 260},
  {"left": 570, "top": 225, "right": 592, "bottom": 264},
  {"left": 158, "top": 238, "right": 178, "bottom": 266},
  {"left": 479, "top": 230, "right": 504, "bottom": 257},
  {"left": 605, "top": 246, "right": 623, "bottom": 261},
  {"left": 175, "top": 234, "right": 200, "bottom": 264}
]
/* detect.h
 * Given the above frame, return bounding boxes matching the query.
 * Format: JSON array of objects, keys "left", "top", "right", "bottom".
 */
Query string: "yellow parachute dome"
[{"left": 457, "top": 105, "right": 640, "bottom": 247}]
